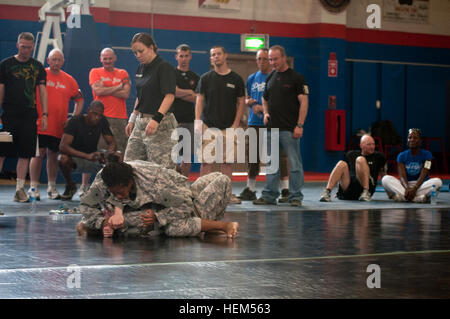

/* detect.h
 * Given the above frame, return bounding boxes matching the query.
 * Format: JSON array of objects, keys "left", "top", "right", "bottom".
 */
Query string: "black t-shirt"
[
  {"left": 64, "top": 114, "right": 112, "bottom": 154},
  {"left": 263, "top": 68, "right": 308, "bottom": 131},
  {"left": 196, "top": 70, "right": 245, "bottom": 130},
  {"left": 135, "top": 55, "right": 176, "bottom": 115},
  {"left": 0, "top": 56, "right": 46, "bottom": 117},
  {"left": 344, "top": 150, "right": 386, "bottom": 192},
  {"left": 171, "top": 69, "right": 200, "bottom": 123}
]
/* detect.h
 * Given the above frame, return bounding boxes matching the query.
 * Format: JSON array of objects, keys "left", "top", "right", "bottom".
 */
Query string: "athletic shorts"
[
  {"left": 38, "top": 134, "right": 61, "bottom": 153},
  {"left": 0, "top": 112, "right": 37, "bottom": 158},
  {"left": 72, "top": 157, "right": 103, "bottom": 174},
  {"left": 199, "top": 123, "right": 240, "bottom": 164},
  {"left": 98, "top": 117, "right": 128, "bottom": 154},
  {"left": 337, "top": 176, "right": 365, "bottom": 200}
]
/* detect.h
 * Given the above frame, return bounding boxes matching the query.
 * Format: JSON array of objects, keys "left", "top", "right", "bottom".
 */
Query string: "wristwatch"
[{"left": 296, "top": 123, "right": 304, "bottom": 128}]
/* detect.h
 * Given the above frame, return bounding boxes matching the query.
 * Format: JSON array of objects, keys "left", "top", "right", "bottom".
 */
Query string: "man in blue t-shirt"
[
  {"left": 238, "top": 49, "right": 290, "bottom": 202},
  {"left": 382, "top": 128, "right": 442, "bottom": 203}
]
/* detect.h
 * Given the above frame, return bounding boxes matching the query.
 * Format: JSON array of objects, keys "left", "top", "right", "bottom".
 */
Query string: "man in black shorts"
[
  {"left": 319, "top": 134, "right": 386, "bottom": 202},
  {"left": 29, "top": 48, "right": 84, "bottom": 200},
  {"left": 0, "top": 32, "right": 48, "bottom": 202},
  {"left": 58, "top": 101, "right": 119, "bottom": 200}
]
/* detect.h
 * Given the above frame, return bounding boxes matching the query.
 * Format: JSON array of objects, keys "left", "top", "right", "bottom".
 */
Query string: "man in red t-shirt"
[
  {"left": 89, "top": 48, "right": 130, "bottom": 154},
  {"left": 29, "top": 48, "right": 84, "bottom": 200}
]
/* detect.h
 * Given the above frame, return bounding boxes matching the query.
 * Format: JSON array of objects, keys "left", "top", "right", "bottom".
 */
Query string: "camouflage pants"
[
  {"left": 79, "top": 172, "right": 231, "bottom": 237},
  {"left": 124, "top": 112, "right": 178, "bottom": 169},
  {"left": 191, "top": 172, "right": 232, "bottom": 221},
  {"left": 162, "top": 172, "right": 232, "bottom": 237}
]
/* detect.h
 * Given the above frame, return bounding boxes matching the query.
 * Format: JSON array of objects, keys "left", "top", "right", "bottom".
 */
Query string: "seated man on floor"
[
  {"left": 320, "top": 134, "right": 386, "bottom": 202},
  {"left": 77, "top": 160, "right": 239, "bottom": 239},
  {"left": 382, "top": 128, "right": 442, "bottom": 203},
  {"left": 58, "top": 100, "right": 120, "bottom": 200}
]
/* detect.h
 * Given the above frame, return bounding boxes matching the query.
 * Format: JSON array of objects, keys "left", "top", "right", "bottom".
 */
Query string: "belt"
[
  {"left": 137, "top": 112, "right": 173, "bottom": 119},
  {"left": 137, "top": 112, "right": 154, "bottom": 119}
]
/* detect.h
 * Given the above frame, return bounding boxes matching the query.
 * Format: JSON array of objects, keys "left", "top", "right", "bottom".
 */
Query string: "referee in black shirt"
[{"left": 124, "top": 33, "right": 178, "bottom": 169}]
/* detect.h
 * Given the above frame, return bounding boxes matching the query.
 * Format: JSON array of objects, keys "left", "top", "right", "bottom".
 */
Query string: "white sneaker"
[
  {"left": 413, "top": 194, "right": 431, "bottom": 203},
  {"left": 358, "top": 189, "right": 372, "bottom": 201},
  {"left": 319, "top": 189, "right": 331, "bottom": 202},
  {"left": 47, "top": 188, "right": 61, "bottom": 200}
]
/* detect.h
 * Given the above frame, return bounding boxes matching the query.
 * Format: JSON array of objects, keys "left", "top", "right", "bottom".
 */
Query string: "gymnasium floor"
[{"left": 0, "top": 181, "right": 449, "bottom": 299}]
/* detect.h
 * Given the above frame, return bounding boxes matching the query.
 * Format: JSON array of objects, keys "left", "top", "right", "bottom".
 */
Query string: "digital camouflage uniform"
[
  {"left": 123, "top": 113, "right": 178, "bottom": 169},
  {"left": 79, "top": 160, "right": 231, "bottom": 237}
]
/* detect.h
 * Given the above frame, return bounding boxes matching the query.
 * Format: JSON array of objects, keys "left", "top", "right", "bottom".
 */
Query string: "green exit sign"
[{"left": 241, "top": 34, "right": 269, "bottom": 52}]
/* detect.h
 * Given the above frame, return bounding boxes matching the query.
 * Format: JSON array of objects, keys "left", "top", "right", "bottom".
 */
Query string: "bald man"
[
  {"left": 320, "top": 134, "right": 386, "bottom": 202},
  {"left": 88, "top": 48, "right": 130, "bottom": 196},
  {"left": 29, "top": 48, "right": 84, "bottom": 200},
  {"left": 90, "top": 48, "right": 130, "bottom": 153}
]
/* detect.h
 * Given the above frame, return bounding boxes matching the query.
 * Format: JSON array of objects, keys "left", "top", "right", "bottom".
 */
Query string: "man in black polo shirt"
[
  {"left": 195, "top": 45, "right": 245, "bottom": 204},
  {"left": 253, "top": 45, "right": 309, "bottom": 207},
  {"left": 125, "top": 33, "right": 178, "bottom": 169},
  {"left": 172, "top": 44, "right": 200, "bottom": 176},
  {"left": 59, "top": 101, "right": 118, "bottom": 200}
]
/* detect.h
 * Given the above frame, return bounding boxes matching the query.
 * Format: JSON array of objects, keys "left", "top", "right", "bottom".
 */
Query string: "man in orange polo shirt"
[
  {"left": 88, "top": 48, "right": 130, "bottom": 196},
  {"left": 90, "top": 48, "right": 130, "bottom": 153},
  {"left": 29, "top": 48, "right": 84, "bottom": 200}
]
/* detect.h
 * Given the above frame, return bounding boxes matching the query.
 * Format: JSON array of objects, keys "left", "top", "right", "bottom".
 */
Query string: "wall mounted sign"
[
  {"left": 199, "top": 0, "right": 241, "bottom": 11},
  {"left": 241, "top": 34, "right": 269, "bottom": 52},
  {"left": 383, "top": 0, "right": 429, "bottom": 24},
  {"left": 328, "top": 52, "right": 338, "bottom": 77}
]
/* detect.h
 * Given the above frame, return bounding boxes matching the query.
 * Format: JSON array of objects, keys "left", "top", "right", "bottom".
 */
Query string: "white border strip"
[{"left": 1, "top": 249, "right": 449, "bottom": 274}]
